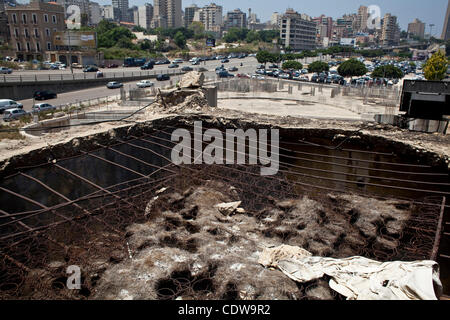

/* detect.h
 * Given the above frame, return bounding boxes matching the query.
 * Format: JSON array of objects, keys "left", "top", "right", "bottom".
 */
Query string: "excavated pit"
[{"left": 0, "top": 115, "right": 448, "bottom": 300}]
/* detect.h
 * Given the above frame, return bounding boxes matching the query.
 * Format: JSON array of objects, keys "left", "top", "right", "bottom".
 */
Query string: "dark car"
[
  {"left": 141, "top": 62, "right": 154, "bottom": 70},
  {"left": 228, "top": 66, "right": 238, "bottom": 72},
  {"left": 83, "top": 66, "right": 99, "bottom": 72},
  {"left": 107, "top": 63, "right": 119, "bottom": 68},
  {"left": 218, "top": 71, "right": 234, "bottom": 78},
  {"left": 156, "top": 74, "right": 170, "bottom": 81},
  {"left": 168, "top": 63, "right": 179, "bottom": 69},
  {"left": 33, "top": 91, "right": 57, "bottom": 100},
  {"left": 221, "top": 59, "right": 230, "bottom": 63},
  {"left": 182, "top": 66, "right": 193, "bottom": 72}
]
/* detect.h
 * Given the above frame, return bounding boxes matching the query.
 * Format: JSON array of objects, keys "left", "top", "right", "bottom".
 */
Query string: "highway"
[{"left": 15, "top": 57, "right": 260, "bottom": 111}]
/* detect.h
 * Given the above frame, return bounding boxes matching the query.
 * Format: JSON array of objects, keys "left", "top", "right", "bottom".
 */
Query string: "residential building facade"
[
  {"left": 408, "top": 18, "right": 425, "bottom": 39},
  {"left": 193, "top": 3, "right": 222, "bottom": 35},
  {"left": 280, "top": 9, "right": 316, "bottom": 51},
  {"left": 5, "top": 0, "right": 65, "bottom": 61},
  {"left": 137, "top": 3, "right": 153, "bottom": 30},
  {"left": 112, "top": 0, "right": 129, "bottom": 22},
  {"left": 184, "top": 4, "right": 198, "bottom": 28},
  {"left": 152, "top": 0, "right": 182, "bottom": 28},
  {"left": 381, "top": 13, "right": 400, "bottom": 46},
  {"left": 442, "top": 0, "right": 450, "bottom": 40},
  {"left": 225, "top": 8, "right": 247, "bottom": 30}
]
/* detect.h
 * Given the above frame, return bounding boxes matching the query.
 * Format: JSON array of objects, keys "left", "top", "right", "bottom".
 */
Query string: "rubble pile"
[{"left": 91, "top": 179, "right": 414, "bottom": 300}]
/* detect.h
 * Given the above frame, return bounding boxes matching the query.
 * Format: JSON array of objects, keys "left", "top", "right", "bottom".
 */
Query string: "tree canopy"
[
  {"left": 282, "top": 60, "right": 303, "bottom": 70},
  {"left": 371, "top": 65, "right": 404, "bottom": 79},
  {"left": 424, "top": 51, "right": 449, "bottom": 81},
  {"left": 308, "top": 61, "right": 329, "bottom": 73},
  {"left": 337, "top": 59, "right": 367, "bottom": 78}
]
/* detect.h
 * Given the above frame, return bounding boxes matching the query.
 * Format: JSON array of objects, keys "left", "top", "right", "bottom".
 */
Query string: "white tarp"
[{"left": 258, "top": 245, "right": 442, "bottom": 300}]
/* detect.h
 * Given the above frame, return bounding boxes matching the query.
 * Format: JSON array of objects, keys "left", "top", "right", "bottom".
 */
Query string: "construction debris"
[
  {"left": 178, "top": 71, "right": 205, "bottom": 89},
  {"left": 259, "top": 245, "right": 442, "bottom": 300}
]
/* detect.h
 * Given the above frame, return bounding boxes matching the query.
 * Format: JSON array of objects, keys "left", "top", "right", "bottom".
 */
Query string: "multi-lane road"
[{"left": 15, "top": 57, "right": 259, "bottom": 111}]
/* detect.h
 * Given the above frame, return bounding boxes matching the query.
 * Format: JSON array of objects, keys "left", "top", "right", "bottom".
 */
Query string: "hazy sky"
[{"left": 18, "top": 0, "right": 448, "bottom": 35}]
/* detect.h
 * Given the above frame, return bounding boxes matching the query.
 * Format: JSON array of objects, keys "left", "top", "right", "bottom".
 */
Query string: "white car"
[
  {"left": 0, "top": 99, "right": 23, "bottom": 113},
  {"left": 137, "top": 80, "right": 154, "bottom": 88},
  {"left": 32, "top": 103, "right": 57, "bottom": 113},
  {"left": 3, "top": 108, "right": 28, "bottom": 122},
  {"left": 172, "top": 58, "right": 183, "bottom": 64}
]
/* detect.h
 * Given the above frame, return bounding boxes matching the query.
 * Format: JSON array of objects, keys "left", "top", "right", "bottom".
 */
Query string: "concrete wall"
[{"left": 0, "top": 72, "right": 185, "bottom": 101}]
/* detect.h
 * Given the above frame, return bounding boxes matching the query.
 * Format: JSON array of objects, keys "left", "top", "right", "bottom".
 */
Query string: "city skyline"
[{"left": 80, "top": 0, "right": 448, "bottom": 35}]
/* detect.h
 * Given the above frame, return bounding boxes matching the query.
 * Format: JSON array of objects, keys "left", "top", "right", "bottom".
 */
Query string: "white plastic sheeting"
[{"left": 258, "top": 245, "right": 442, "bottom": 300}]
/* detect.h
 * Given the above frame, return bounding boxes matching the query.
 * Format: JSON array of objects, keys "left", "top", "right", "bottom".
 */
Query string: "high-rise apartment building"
[
  {"left": 112, "top": 0, "right": 129, "bottom": 22},
  {"left": 225, "top": 8, "right": 247, "bottom": 30},
  {"left": 381, "top": 13, "right": 400, "bottom": 46},
  {"left": 0, "top": 0, "right": 9, "bottom": 44},
  {"left": 354, "top": 5, "right": 368, "bottom": 33},
  {"left": 184, "top": 4, "right": 198, "bottom": 28},
  {"left": 280, "top": 8, "right": 317, "bottom": 51},
  {"left": 408, "top": 18, "right": 425, "bottom": 39},
  {"left": 442, "top": 0, "right": 450, "bottom": 40},
  {"left": 152, "top": 0, "right": 182, "bottom": 28},
  {"left": 136, "top": 3, "right": 153, "bottom": 30},
  {"left": 193, "top": 3, "right": 222, "bottom": 35},
  {"left": 89, "top": 1, "right": 101, "bottom": 25}
]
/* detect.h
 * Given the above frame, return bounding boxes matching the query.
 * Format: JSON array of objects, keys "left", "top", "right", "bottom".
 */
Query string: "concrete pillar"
[{"left": 204, "top": 85, "right": 217, "bottom": 108}]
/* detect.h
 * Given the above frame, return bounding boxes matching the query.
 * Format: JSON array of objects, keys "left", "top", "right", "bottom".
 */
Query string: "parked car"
[
  {"left": 0, "top": 67, "right": 13, "bottom": 74},
  {"left": 136, "top": 80, "right": 154, "bottom": 88},
  {"left": 168, "top": 63, "right": 179, "bottom": 68},
  {"left": 106, "top": 81, "right": 123, "bottom": 89},
  {"left": 172, "top": 58, "right": 184, "bottom": 64},
  {"left": 0, "top": 99, "right": 23, "bottom": 113},
  {"left": 182, "top": 66, "right": 193, "bottom": 72},
  {"left": 156, "top": 74, "right": 170, "bottom": 81},
  {"left": 71, "top": 63, "right": 83, "bottom": 69},
  {"left": 3, "top": 108, "right": 28, "bottom": 122},
  {"left": 228, "top": 66, "right": 238, "bottom": 72},
  {"left": 237, "top": 73, "right": 250, "bottom": 78},
  {"left": 83, "top": 66, "right": 99, "bottom": 72},
  {"left": 33, "top": 90, "right": 57, "bottom": 100},
  {"left": 107, "top": 63, "right": 119, "bottom": 68},
  {"left": 217, "top": 71, "right": 234, "bottom": 78},
  {"left": 192, "top": 60, "right": 201, "bottom": 65},
  {"left": 221, "top": 59, "right": 230, "bottom": 63},
  {"left": 32, "top": 103, "right": 57, "bottom": 114}
]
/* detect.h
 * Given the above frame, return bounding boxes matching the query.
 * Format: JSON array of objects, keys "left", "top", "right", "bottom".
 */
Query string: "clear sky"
[{"left": 18, "top": 0, "right": 448, "bottom": 36}]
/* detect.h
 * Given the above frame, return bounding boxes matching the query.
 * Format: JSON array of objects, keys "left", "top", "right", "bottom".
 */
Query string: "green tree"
[
  {"left": 256, "top": 50, "right": 273, "bottom": 66},
  {"left": 337, "top": 59, "right": 367, "bottom": 78},
  {"left": 371, "top": 65, "right": 404, "bottom": 79},
  {"left": 189, "top": 21, "right": 205, "bottom": 40},
  {"left": 282, "top": 60, "right": 303, "bottom": 70},
  {"left": 308, "top": 61, "right": 329, "bottom": 73},
  {"left": 424, "top": 51, "right": 449, "bottom": 81},
  {"left": 245, "top": 30, "right": 260, "bottom": 43},
  {"left": 174, "top": 31, "right": 186, "bottom": 49}
]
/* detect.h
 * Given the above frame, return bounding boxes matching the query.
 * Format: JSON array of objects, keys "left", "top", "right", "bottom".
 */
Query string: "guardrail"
[{"left": 0, "top": 67, "right": 205, "bottom": 83}]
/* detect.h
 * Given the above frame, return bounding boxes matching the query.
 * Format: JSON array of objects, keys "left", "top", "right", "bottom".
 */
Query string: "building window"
[
  {"left": 52, "top": 15, "right": 56, "bottom": 24},
  {"left": 17, "top": 42, "right": 21, "bottom": 51},
  {"left": 14, "top": 28, "right": 19, "bottom": 37},
  {"left": 46, "top": 28, "right": 50, "bottom": 37},
  {"left": 32, "top": 13, "right": 37, "bottom": 24},
  {"left": 44, "top": 14, "right": 48, "bottom": 23},
  {"left": 24, "top": 28, "right": 29, "bottom": 38},
  {"left": 34, "top": 28, "right": 39, "bottom": 37},
  {"left": 26, "top": 42, "right": 30, "bottom": 51},
  {"left": 22, "top": 14, "right": 27, "bottom": 24},
  {"left": 36, "top": 42, "right": 40, "bottom": 52},
  {"left": 47, "top": 42, "right": 51, "bottom": 50},
  {"left": 12, "top": 14, "right": 17, "bottom": 24}
]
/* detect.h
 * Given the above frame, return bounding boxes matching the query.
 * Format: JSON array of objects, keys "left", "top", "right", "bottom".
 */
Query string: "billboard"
[
  {"left": 53, "top": 31, "right": 97, "bottom": 48},
  {"left": 206, "top": 38, "right": 216, "bottom": 47}
]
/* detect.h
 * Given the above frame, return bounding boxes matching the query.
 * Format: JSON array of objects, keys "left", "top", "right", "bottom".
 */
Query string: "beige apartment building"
[
  {"left": 152, "top": 0, "right": 182, "bottom": 28},
  {"left": 193, "top": 3, "right": 223, "bottom": 36},
  {"left": 5, "top": 0, "right": 65, "bottom": 61},
  {"left": 408, "top": 18, "right": 425, "bottom": 39},
  {"left": 381, "top": 13, "right": 400, "bottom": 46}
]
